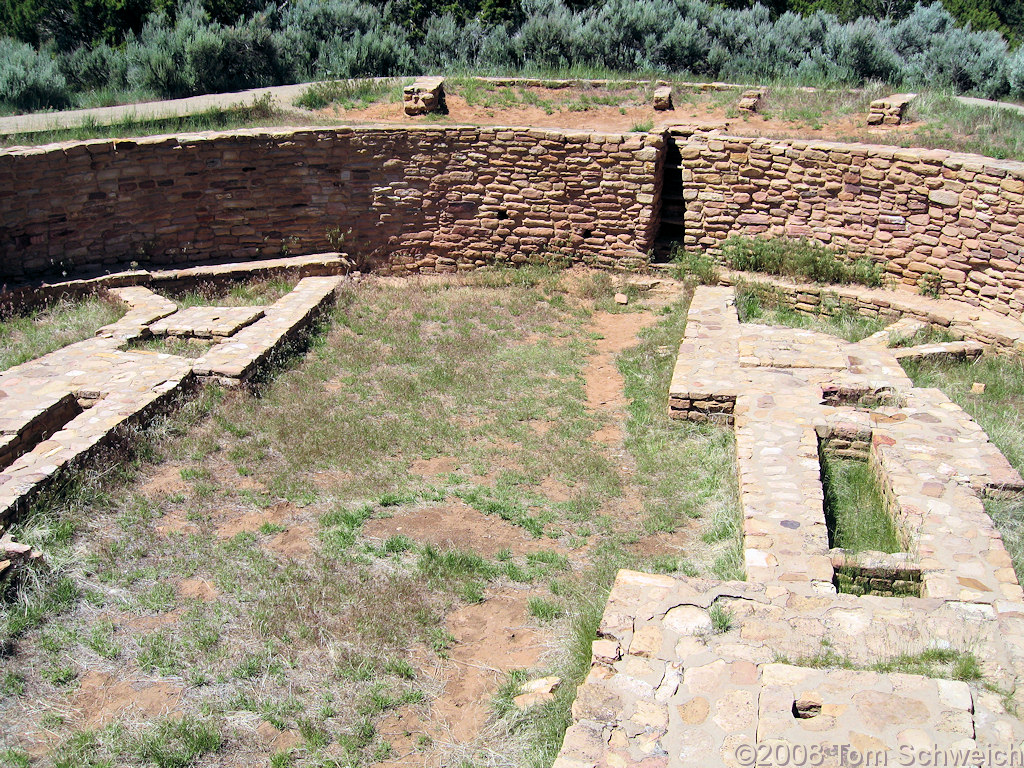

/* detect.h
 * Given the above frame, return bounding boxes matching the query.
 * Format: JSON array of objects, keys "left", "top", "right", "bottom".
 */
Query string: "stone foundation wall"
[
  {"left": 0, "top": 126, "right": 663, "bottom": 285},
  {"left": 679, "top": 134, "right": 1024, "bottom": 316}
]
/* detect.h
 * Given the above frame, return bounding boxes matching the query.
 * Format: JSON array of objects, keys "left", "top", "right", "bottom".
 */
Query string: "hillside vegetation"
[{"left": 2, "top": 0, "right": 1024, "bottom": 113}]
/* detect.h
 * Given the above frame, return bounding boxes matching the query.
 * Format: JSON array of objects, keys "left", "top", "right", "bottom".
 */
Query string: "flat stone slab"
[
  {"left": 149, "top": 306, "right": 264, "bottom": 338},
  {"left": 720, "top": 271, "right": 1024, "bottom": 354},
  {"left": 738, "top": 326, "right": 847, "bottom": 369},
  {"left": 2, "top": 253, "right": 348, "bottom": 315},
  {"left": 556, "top": 570, "right": 1024, "bottom": 768},
  {"left": 193, "top": 276, "right": 341, "bottom": 384}
]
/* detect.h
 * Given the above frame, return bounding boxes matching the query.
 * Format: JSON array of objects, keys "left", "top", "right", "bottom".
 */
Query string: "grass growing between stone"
[
  {"left": 164, "top": 276, "right": 299, "bottom": 308},
  {"left": 898, "top": 92, "right": 1024, "bottom": 161},
  {"left": 757, "top": 84, "right": 885, "bottom": 130},
  {"left": 0, "top": 295, "right": 125, "bottom": 371},
  {"left": 820, "top": 453, "right": 901, "bottom": 554},
  {"left": 295, "top": 79, "right": 406, "bottom": 110},
  {"left": 901, "top": 354, "right": 1024, "bottom": 580},
  {"left": 735, "top": 278, "right": 887, "bottom": 342},
  {"left": 778, "top": 640, "right": 984, "bottom": 683}
]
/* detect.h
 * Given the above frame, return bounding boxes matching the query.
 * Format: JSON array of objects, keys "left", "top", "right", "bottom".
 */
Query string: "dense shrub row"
[{"left": 3, "top": 0, "right": 1024, "bottom": 112}]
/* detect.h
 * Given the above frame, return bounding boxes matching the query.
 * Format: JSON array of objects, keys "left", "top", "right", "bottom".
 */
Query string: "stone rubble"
[
  {"left": 867, "top": 93, "right": 917, "bottom": 126},
  {"left": 653, "top": 86, "right": 674, "bottom": 111},
  {"left": 403, "top": 77, "right": 447, "bottom": 116},
  {"left": 736, "top": 89, "right": 765, "bottom": 114}
]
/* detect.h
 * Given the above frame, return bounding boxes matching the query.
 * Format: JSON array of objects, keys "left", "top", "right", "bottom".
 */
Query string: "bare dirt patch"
[
  {"left": 256, "top": 721, "right": 303, "bottom": 751},
  {"left": 409, "top": 456, "right": 460, "bottom": 477},
  {"left": 364, "top": 500, "right": 556, "bottom": 557},
  {"left": 436, "top": 590, "right": 544, "bottom": 741},
  {"left": 154, "top": 507, "right": 197, "bottom": 536},
  {"left": 265, "top": 524, "right": 314, "bottom": 557},
  {"left": 177, "top": 578, "right": 219, "bottom": 602},
  {"left": 139, "top": 463, "right": 187, "bottom": 498},
  {"left": 214, "top": 500, "right": 296, "bottom": 538},
  {"left": 315, "top": 85, "right": 913, "bottom": 144},
  {"left": 72, "top": 671, "right": 182, "bottom": 728},
  {"left": 111, "top": 608, "right": 183, "bottom": 632}
]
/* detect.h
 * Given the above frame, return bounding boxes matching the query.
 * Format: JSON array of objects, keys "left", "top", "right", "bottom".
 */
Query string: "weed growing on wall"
[{"left": 722, "top": 236, "right": 883, "bottom": 287}]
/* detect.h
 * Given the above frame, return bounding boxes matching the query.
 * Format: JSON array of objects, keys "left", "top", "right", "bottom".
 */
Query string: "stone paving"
[
  {"left": 2, "top": 253, "right": 347, "bottom": 317},
  {"left": 556, "top": 285, "right": 1024, "bottom": 768},
  {"left": 0, "top": 272, "right": 342, "bottom": 532}
]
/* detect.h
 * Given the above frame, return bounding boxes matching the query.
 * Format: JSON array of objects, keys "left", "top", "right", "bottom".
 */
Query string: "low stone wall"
[
  {"left": 679, "top": 133, "right": 1024, "bottom": 316},
  {"left": 0, "top": 126, "right": 662, "bottom": 285}
]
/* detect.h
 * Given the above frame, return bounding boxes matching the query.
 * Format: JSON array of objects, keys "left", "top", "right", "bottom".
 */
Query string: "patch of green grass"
[
  {"left": 527, "top": 597, "right": 565, "bottom": 621},
  {"left": 319, "top": 503, "right": 375, "bottom": 554},
  {"left": 85, "top": 620, "right": 121, "bottom": 659},
  {"left": 617, "top": 294, "right": 744, "bottom": 578},
  {"left": 821, "top": 454, "right": 901, "bottom": 554},
  {"left": 295, "top": 78, "right": 404, "bottom": 110},
  {"left": 489, "top": 541, "right": 631, "bottom": 768},
  {"left": 630, "top": 118, "right": 654, "bottom": 132},
  {"left": 779, "top": 641, "right": 984, "bottom": 683},
  {"left": 887, "top": 325, "right": 959, "bottom": 348},
  {"left": 0, "top": 94, "right": 283, "bottom": 146},
  {"left": 1, "top": 670, "right": 26, "bottom": 697},
  {"left": 168, "top": 277, "right": 298, "bottom": 308},
  {"left": 131, "top": 714, "right": 222, "bottom": 766},
  {"left": 126, "top": 335, "right": 214, "bottom": 359},
  {"left": 735, "top": 278, "right": 887, "bottom": 342},
  {"left": 709, "top": 602, "right": 733, "bottom": 633},
  {"left": 723, "top": 236, "right": 883, "bottom": 288},
  {"left": 0, "top": 747, "right": 31, "bottom": 767},
  {"left": 136, "top": 631, "right": 182, "bottom": 675},
  {"left": 135, "top": 582, "right": 177, "bottom": 613},
  {"left": 0, "top": 295, "right": 125, "bottom": 371},
  {"left": 669, "top": 246, "right": 719, "bottom": 285},
  {"left": 896, "top": 92, "right": 1024, "bottom": 162},
  {"left": 760, "top": 84, "right": 883, "bottom": 128},
  {"left": 902, "top": 354, "right": 1024, "bottom": 579}
]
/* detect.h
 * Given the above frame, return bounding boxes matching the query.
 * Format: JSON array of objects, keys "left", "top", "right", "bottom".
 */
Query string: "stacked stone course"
[
  {"left": 678, "top": 133, "right": 1024, "bottom": 316},
  {"left": 0, "top": 126, "right": 662, "bottom": 285}
]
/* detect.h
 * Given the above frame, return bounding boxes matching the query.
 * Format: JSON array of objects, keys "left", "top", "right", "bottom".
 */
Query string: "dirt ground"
[{"left": 317, "top": 84, "right": 919, "bottom": 144}]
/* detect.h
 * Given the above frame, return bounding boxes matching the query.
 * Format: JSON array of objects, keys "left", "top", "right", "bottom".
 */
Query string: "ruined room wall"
[
  {"left": 0, "top": 126, "right": 663, "bottom": 284},
  {"left": 678, "top": 134, "right": 1024, "bottom": 316}
]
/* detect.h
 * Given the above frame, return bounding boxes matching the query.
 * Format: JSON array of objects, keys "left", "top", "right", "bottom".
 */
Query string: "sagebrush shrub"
[
  {"left": 0, "top": 37, "right": 69, "bottom": 110},
  {"left": 13, "top": 0, "right": 1024, "bottom": 108},
  {"left": 127, "top": 1, "right": 283, "bottom": 99}
]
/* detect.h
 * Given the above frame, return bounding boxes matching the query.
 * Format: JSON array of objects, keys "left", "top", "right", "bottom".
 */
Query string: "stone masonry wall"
[
  {"left": 0, "top": 126, "right": 663, "bottom": 285},
  {"left": 679, "top": 134, "right": 1024, "bottom": 316}
]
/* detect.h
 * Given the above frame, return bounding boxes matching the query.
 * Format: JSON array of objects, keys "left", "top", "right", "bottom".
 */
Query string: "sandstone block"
[
  {"left": 653, "top": 86, "right": 673, "bottom": 111},
  {"left": 404, "top": 77, "right": 447, "bottom": 116}
]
